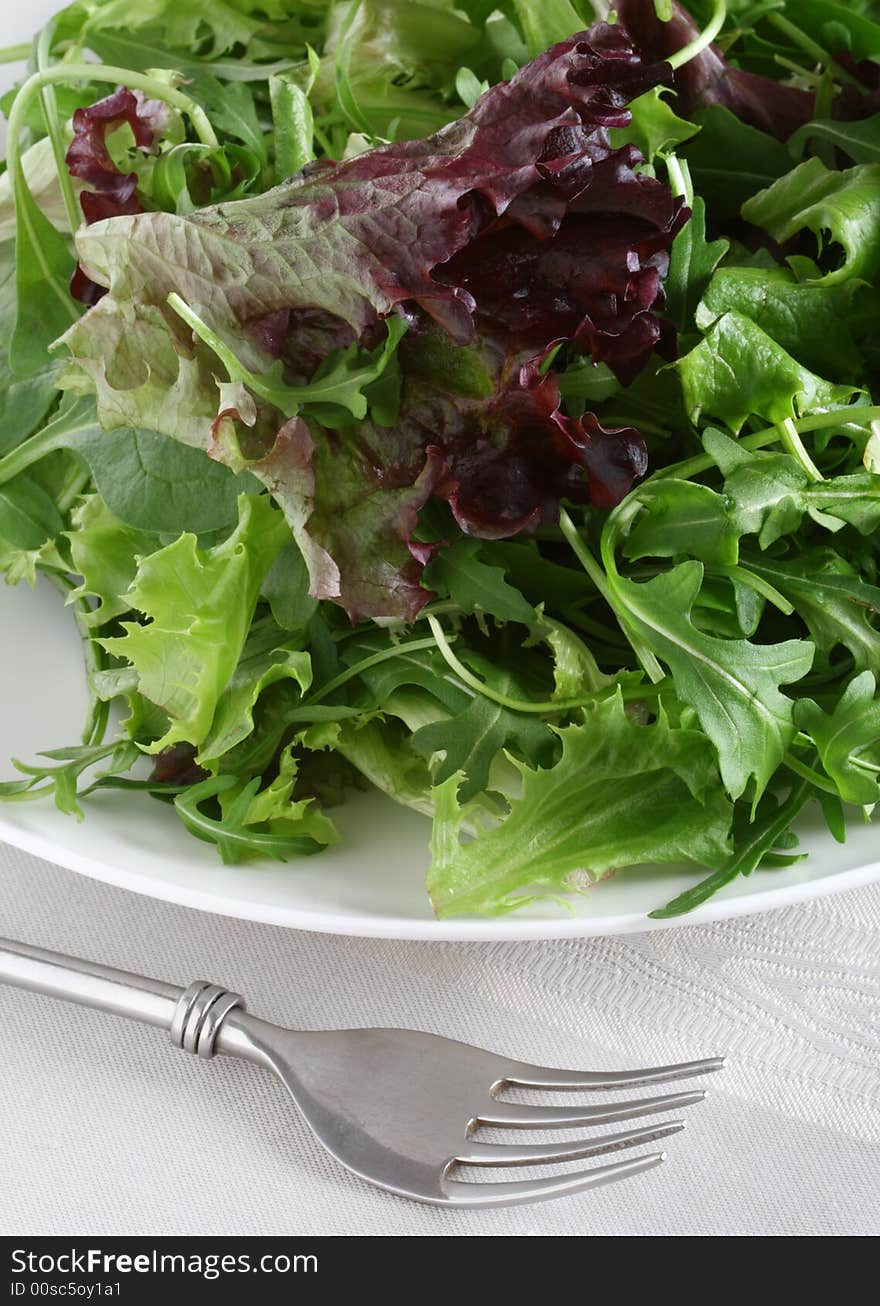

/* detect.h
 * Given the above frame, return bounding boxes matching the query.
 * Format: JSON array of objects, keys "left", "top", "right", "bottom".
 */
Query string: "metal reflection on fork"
[{"left": 0, "top": 936, "right": 724, "bottom": 1208}]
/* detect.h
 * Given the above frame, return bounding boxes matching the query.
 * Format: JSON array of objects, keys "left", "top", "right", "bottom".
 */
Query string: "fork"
[{"left": 0, "top": 936, "right": 723, "bottom": 1208}]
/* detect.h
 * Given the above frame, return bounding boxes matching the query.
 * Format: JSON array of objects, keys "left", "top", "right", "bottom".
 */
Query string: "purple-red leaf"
[
  {"left": 617, "top": 0, "right": 814, "bottom": 141},
  {"left": 63, "top": 23, "right": 687, "bottom": 621},
  {"left": 66, "top": 87, "right": 167, "bottom": 302}
]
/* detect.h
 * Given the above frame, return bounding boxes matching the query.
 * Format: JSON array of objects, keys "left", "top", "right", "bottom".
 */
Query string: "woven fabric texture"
[{"left": 1, "top": 843, "right": 878, "bottom": 1236}]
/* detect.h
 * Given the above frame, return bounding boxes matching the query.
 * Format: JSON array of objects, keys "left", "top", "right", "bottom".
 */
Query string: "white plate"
[
  {"left": 1, "top": 21, "right": 877, "bottom": 939},
  {"left": 1, "top": 579, "right": 878, "bottom": 938}
]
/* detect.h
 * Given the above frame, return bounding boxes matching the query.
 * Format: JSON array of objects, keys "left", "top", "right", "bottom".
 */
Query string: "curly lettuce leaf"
[
  {"left": 427, "top": 691, "right": 733, "bottom": 917},
  {"left": 100, "top": 494, "right": 289, "bottom": 752}
]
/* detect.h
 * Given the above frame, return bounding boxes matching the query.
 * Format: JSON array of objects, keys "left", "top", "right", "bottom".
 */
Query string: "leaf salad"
[{"left": 1, "top": 0, "right": 879, "bottom": 919}]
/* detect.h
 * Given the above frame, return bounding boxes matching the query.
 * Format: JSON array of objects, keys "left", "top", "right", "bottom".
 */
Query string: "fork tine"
[
  {"left": 454, "top": 1119, "right": 685, "bottom": 1166},
  {"left": 441, "top": 1151, "right": 665, "bottom": 1207},
  {"left": 478, "top": 1088, "right": 706, "bottom": 1129},
  {"left": 505, "top": 1055, "right": 725, "bottom": 1091}
]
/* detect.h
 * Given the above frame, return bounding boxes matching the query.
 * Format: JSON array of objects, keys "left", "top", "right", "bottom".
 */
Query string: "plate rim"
[{"left": 2, "top": 812, "right": 877, "bottom": 941}]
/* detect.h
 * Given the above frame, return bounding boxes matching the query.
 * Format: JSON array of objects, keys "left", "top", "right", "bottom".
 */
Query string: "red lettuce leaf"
[
  {"left": 66, "top": 87, "right": 167, "bottom": 303},
  {"left": 617, "top": 0, "right": 814, "bottom": 141},
  {"left": 63, "top": 23, "right": 685, "bottom": 621}
]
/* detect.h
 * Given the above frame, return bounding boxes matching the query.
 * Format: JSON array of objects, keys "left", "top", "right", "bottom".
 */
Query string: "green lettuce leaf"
[
  {"left": 741, "top": 158, "right": 880, "bottom": 287},
  {"left": 199, "top": 621, "right": 312, "bottom": 766},
  {"left": 66, "top": 494, "right": 156, "bottom": 627},
  {"left": 100, "top": 494, "right": 288, "bottom": 752},
  {"left": 427, "top": 691, "right": 733, "bottom": 916},
  {"left": 678, "top": 310, "right": 855, "bottom": 432},
  {"left": 698, "top": 266, "right": 862, "bottom": 379}
]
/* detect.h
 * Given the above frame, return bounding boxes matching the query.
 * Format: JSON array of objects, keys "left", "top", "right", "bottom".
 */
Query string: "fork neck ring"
[{"left": 170, "top": 981, "right": 246, "bottom": 1059}]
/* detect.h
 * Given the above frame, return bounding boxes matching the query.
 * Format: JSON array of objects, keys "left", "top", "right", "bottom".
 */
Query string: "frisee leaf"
[
  {"left": 100, "top": 495, "right": 289, "bottom": 752},
  {"left": 427, "top": 692, "right": 733, "bottom": 917}
]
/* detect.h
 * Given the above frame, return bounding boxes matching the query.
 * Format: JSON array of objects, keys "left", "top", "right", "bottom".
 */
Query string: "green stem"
[
  {"left": 56, "top": 465, "right": 92, "bottom": 514},
  {"left": 559, "top": 506, "right": 665, "bottom": 684},
  {"left": 0, "top": 43, "right": 31, "bottom": 63},
  {"left": 709, "top": 564, "right": 795, "bottom": 615},
  {"left": 307, "top": 636, "right": 445, "bottom": 705},
  {"left": 36, "top": 22, "right": 81, "bottom": 237},
  {"left": 665, "top": 153, "right": 692, "bottom": 205},
  {"left": 765, "top": 11, "right": 859, "bottom": 86},
  {"left": 772, "top": 54, "right": 826, "bottom": 88},
  {"left": 777, "top": 416, "right": 824, "bottom": 482},
  {"left": 656, "top": 406, "right": 880, "bottom": 481},
  {"left": 426, "top": 615, "right": 617, "bottom": 714},
  {"left": 783, "top": 751, "right": 838, "bottom": 796},
  {"left": 45, "top": 572, "right": 109, "bottom": 747},
  {"left": 0, "top": 412, "right": 79, "bottom": 487},
  {"left": 667, "top": 0, "right": 727, "bottom": 70}
]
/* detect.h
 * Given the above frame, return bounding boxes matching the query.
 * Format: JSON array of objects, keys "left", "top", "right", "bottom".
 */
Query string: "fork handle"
[{"left": 0, "top": 935, "right": 259, "bottom": 1061}]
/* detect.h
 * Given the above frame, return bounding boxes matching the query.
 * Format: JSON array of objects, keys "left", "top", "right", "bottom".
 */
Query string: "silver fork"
[{"left": 0, "top": 936, "right": 723, "bottom": 1208}]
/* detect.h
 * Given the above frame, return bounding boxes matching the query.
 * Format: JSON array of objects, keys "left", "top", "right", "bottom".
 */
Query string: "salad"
[{"left": 1, "top": 0, "right": 879, "bottom": 919}]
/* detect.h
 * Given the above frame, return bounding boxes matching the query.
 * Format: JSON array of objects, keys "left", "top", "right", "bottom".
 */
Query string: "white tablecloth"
[{"left": 1, "top": 841, "right": 878, "bottom": 1237}]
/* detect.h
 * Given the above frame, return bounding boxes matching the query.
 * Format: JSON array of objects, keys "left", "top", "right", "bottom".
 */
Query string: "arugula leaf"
[
  {"left": 427, "top": 692, "right": 733, "bottom": 916},
  {"left": 607, "top": 559, "right": 814, "bottom": 799},
  {"left": 411, "top": 654, "right": 556, "bottom": 802},
  {"left": 622, "top": 480, "right": 740, "bottom": 567},
  {"left": 795, "top": 672, "right": 880, "bottom": 806},
  {"left": 0, "top": 739, "right": 140, "bottom": 819},
  {"left": 743, "top": 550, "right": 880, "bottom": 674},
  {"left": 609, "top": 87, "right": 700, "bottom": 163},
  {"left": 422, "top": 538, "right": 536, "bottom": 624},
  {"left": 333, "top": 632, "right": 469, "bottom": 736},
  {"left": 706, "top": 431, "right": 880, "bottom": 543},
  {"left": 666, "top": 195, "right": 729, "bottom": 333},
  {"left": 649, "top": 780, "right": 812, "bottom": 919},
  {"left": 742, "top": 159, "right": 880, "bottom": 287},
  {"left": 189, "top": 76, "right": 268, "bottom": 169},
  {"left": 100, "top": 495, "right": 289, "bottom": 752},
  {"left": 173, "top": 770, "right": 335, "bottom": 865}
]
